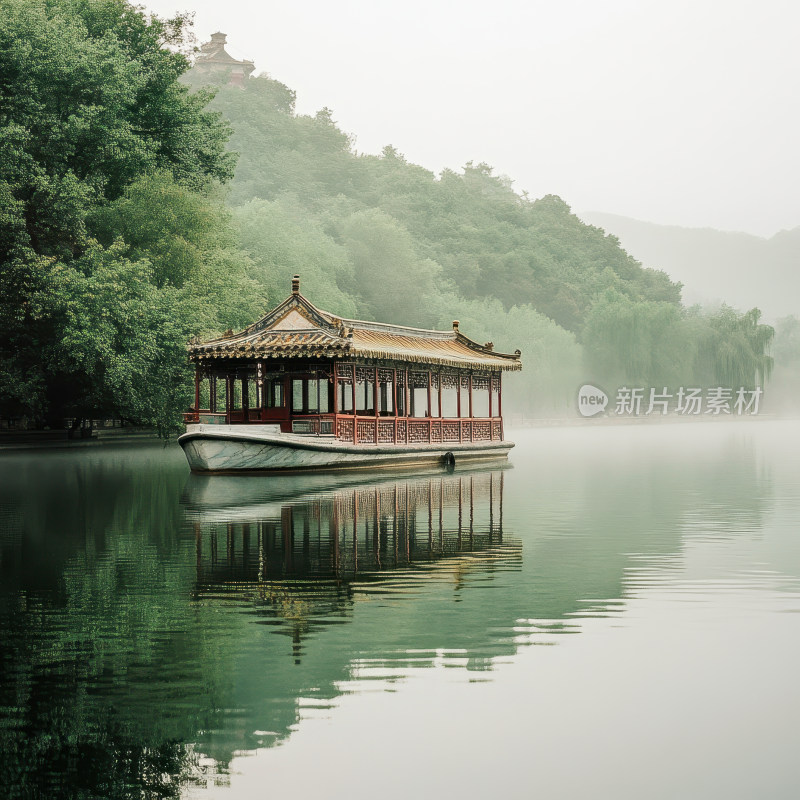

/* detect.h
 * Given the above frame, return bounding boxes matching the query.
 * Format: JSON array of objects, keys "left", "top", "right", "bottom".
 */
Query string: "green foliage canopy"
[{"left": 0, "top": 0, "right": 257, "bottom": 429}]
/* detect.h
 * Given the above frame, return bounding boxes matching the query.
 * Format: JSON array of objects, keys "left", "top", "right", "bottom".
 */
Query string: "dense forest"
[{"left": 0, "top": 0, "right": 781, "bottom": 430}]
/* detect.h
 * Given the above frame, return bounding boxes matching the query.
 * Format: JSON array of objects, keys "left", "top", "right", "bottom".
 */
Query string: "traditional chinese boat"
[{"left": 179, "top": 276, "right": 522, "bottom": 473}]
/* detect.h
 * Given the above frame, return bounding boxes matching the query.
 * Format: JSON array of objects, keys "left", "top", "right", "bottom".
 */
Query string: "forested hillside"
[
  {"left": 189, "top": 70, "right": 775, "bottom": 414},
  {"left": 193, "top": 74, "right": 681, "bottom": 331}
]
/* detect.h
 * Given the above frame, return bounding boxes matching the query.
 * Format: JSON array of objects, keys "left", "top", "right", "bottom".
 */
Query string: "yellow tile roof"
[{"left": 189, "top": 283, "right": 522, "bottom": 372}]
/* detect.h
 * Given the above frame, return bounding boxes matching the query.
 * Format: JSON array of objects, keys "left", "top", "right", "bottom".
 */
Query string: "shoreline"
[
  {"left": 0, "top": 428, "right": 162, "bottom": 452},
  {"left": 2, "top": 413, "right": 798, "bottom": 453}
]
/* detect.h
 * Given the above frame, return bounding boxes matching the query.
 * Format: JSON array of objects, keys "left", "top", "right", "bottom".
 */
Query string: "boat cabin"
[{"left": 185, "top": 276, "right": 521, "bottom": 446}]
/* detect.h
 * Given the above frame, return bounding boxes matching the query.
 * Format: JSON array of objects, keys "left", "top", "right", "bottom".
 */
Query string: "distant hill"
[{"left": 579, "top": 212, "right": 800, "bottom": 321}]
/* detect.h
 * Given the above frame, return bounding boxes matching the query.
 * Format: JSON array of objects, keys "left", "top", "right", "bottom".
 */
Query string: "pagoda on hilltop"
[{"left": 193, "top": 32, "right": 255, "bottom": 87}]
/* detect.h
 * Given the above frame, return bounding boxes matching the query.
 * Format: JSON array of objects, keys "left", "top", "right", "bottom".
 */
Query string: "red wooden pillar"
[
  {"left": 437, "top": 370, "right": 442, "bottom": 419},
  {"left": 468, "top": 374, "right": 473, "bottom": 441},
  {"left": 488, "top": 375, "right": 493, "bottom": 440},
  {"left": 374, "top": 366, "right": 379, "bottom": 445},
  {"left": 404, "top": 369, "right": 409, "bottom": 444},
  {"left": 427, "top": 371, "right": 432, "bottom": 443},
  {"left": 457, "top": 375, "right": 463, "bottom": 442},
  {"left": 332, "top": 361, "right": 339, "bottom": 438},
  {"left": 352, "top": 364, "right": 358, "bottom": 444},
  {"left": 193, "top": 362, "right": 200, "bottom": 421},
  {"left": 498, "top": 372, "right": 503, "bottom": 440},
  {"left": 392, "top": 367, "right": 398, "bottom": 443}
]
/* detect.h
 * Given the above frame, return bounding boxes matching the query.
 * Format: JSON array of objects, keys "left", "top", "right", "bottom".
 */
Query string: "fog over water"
[{"left": 145, "top": 0, "right": 800, "bottom": 237}]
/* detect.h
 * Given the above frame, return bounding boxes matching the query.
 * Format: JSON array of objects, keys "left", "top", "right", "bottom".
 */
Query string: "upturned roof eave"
[{"left": 188, "top": 282, "right": 522, "bottom": 369}]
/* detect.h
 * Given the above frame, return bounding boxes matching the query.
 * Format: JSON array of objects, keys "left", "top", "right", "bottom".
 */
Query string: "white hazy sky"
[{"left": 144, "top": 0, "right": 799, "bottom": 237}]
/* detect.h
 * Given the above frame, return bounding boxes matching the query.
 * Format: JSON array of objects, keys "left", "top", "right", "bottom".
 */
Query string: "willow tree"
[
  {"left": 581, "top": 290, "right": 694, "bottom": 387},
  {"left": 700, "top": 306, "right": 774, "bottom": 389}
]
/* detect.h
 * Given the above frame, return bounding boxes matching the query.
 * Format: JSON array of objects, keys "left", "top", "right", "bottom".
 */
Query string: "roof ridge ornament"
[{"left": 292, "top": 274, "right": 300, "bottom": 295}]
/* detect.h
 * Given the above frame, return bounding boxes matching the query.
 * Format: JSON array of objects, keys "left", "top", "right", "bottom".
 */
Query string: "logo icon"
[{"left": 577, "top": 384, "right": 608, "bottom": 417}]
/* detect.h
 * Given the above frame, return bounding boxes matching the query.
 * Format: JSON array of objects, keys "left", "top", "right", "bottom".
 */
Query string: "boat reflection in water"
[{"left": 185, "top": 467, "right": 519, "bottom": 616}]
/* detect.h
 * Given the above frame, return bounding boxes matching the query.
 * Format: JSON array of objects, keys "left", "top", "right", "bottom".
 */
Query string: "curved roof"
[{"left": 189, "top": 279, "right": 522, "bottom": 372}]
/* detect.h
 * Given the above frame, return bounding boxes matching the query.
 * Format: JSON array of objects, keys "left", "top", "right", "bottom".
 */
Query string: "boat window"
[
  {"left": 355, "top": 372, "right": 375, "bottom": 416},
  {"left": 409, "top": 372, "right": 429, "bottom": 418},
  {"left": 410, "top": 387, "right": 428, "bottom": 417},
  {"left": 199, "top": 378, "right": 210, "bottom": 411},
  {"left": 441, "top": 385, "right": 459, "bottom": 418},
  {"left": 291, "top": 379, "right": 304, "bottom": 413},
  {"left": 338, "top": 378, "right": 353, "bottom": 414},
  {"left": 214, "top": 377, "right": 227, "bottom": 412},
  {"left": 232, "top": 378, "right": 243, "bottom": 411},
  {"left": 396, "top": 375, "right": 406, "bottom": 417},
  {"left": 472, "top": 380, "right": 490, "bottom": 418},
  {"left": 264, "top": 377, "right": 284, "bottom": 409},
  {"left": 379, "top": 379, "right": 394, "bottom": 415},
  {"left": 244, "top": 376, "right": 256, "bottom": 410},
  {"left": 306, "top": 378, "right": 330, "bottom": 413}
]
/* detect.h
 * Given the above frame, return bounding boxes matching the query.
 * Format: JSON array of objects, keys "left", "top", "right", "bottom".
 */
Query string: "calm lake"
[{"left": 2, "top": 421, "right": 800, "bottom": 799}]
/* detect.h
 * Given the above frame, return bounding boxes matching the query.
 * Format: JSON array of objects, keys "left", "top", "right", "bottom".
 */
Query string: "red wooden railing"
[
  {"left": 185, "top": 408, "right": 503, "bottom": 443},
  {"left": 335, "top": 415, "right": 502, "bottom": 444}
]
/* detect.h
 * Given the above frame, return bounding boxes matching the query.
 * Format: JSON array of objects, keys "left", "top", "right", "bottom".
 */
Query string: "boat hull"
[{"left": 178, "top": 424, "right": 513, "bottom": 474}]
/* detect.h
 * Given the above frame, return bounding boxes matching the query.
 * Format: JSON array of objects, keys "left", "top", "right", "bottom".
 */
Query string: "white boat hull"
[{"left": 179, "top": 424, "right": 513, "bottom": 473}]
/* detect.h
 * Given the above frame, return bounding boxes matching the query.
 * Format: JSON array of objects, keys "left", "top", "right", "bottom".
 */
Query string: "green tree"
[
  {"left": 337, "top": 208, "right": 442, "bottom": 325},
  {"left": 582, "top": 290, "right": 694, "bottom": 387},
  {"left": 235, "top": 198, "right": 357, "bottom": 316},
  {"left": 768, "top": 315, "right": 800, "bottom": 413},
  {"left": 0, "top": 0, "right": 243, "bottom": 429},
  {"left": 699, "top": 306, "right": 774, "bottom": 389}
]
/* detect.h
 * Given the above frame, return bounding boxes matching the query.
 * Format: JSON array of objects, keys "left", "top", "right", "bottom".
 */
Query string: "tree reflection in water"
[{"left": 0, "top": 424, "right": 773, "bottom": 797}]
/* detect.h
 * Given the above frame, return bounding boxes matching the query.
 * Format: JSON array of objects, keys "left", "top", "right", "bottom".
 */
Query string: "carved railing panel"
[
  {"left": 472, "top": 421, "right": 491, "bottom": 440},
  {"left": 442, "top": 421, "right": 460, "bottom": 442},
  {"left": 378, "top": 421, "right": 395, "bottom": 443},
  {"left": 357, "top": 420, "right": 376, "bottom": 443},
  {"left": 409, "top": 421, "right": 430, "bottom": 443},
  {"left": 337, "top": 418, "right": 354, "bottom": 442}
]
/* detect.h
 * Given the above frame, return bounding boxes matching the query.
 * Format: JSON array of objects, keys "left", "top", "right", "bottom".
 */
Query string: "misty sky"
[{"left": 146, "top": 0, "right": 799, "bottom": 238}]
